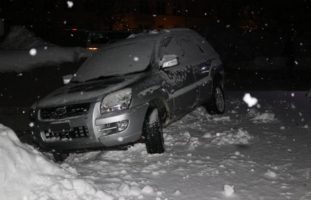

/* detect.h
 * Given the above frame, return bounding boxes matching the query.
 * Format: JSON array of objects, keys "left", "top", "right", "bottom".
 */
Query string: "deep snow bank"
[
  {"left": 0, "top": 124, "right": 112, "bottom": 200},
  {"left": 0, "top": 26, "right": 89, "bottom": 72},
  {"left": 0, "top": 47, "right": 88, "bottom": 72}
]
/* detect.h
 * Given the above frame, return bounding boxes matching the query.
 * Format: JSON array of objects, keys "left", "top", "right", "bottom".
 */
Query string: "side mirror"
[
  {"left": 160, "top": 55, "right": 179, "bottom": 69},
  {"left": 62, "top": 74, "right": 73, "bottom": 85}
]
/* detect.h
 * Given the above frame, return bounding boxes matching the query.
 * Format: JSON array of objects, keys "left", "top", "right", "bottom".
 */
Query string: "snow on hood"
[
  {"left": 37, "top": 73, "right": 146, "bottom": 107},
  {"left": 0, "top": 124, "right": 112, "bottom": 200},
  {"left": 0, "top": 26, "right": 90, "bottom": 72}
]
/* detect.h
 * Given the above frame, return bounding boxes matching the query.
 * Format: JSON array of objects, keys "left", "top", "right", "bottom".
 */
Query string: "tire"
[
  {"left": 52, "top": 152, "right": 69, "bottom": 163},
  {"left": 143, "top": 107, "right": 165, "bottom": 154},
  {"left": 205, "top": 83, "right": 225, "bottom": 114}
]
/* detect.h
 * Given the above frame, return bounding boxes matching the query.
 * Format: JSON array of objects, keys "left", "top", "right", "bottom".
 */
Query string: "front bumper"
[{"left": 33, "top": 102, "right": 149, "bottom": 152}]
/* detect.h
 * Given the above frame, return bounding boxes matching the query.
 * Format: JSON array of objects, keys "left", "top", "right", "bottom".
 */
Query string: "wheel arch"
[{"left": 147, "top": 98, "right": 170, "bottom": 125}]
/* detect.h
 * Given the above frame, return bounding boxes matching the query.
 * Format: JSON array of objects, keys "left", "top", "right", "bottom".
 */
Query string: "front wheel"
[
  {"left": 143, "top": 108, "right": 165, "bottom": 154},
  {"left": 205, "top": 84, "right": 225, "bottom": 114},
  {"left": 52, "top": 152, "right": 69, "bottom": 163}
]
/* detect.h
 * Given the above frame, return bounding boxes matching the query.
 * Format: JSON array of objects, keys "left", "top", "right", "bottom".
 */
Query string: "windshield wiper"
[{"left": 84, "top": 75, "right": 121, "bottom": 82}]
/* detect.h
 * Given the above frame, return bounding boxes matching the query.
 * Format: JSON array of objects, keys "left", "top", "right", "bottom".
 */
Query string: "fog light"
[
  {"left": 116, "top": 120, "right": 129, "bottom": 132},
  {"left": 97, "top": 120, "right": 129, "bottom": 136}
]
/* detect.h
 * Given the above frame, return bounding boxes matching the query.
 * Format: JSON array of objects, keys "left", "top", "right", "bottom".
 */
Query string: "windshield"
[{"left": 74, "top": 39, "right": 155, "bottom": 82}]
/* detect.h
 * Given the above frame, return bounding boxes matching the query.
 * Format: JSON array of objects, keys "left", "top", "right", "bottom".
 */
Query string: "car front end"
[{"left": 32, "top": 88, "right": 149, "bottom": 153}]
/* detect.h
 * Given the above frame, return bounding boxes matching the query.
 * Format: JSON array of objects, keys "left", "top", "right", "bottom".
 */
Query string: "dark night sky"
[{"left": 0, "top": 0, "right": 310, "bottom": 31}]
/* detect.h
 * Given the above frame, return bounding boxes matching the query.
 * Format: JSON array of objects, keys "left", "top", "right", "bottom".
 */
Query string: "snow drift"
[
  {"left": 0, "top": 26, "right": 89, "bottom": 72},
  {"left": 0, "top": 124, "right": 112, "bottom": 200}
]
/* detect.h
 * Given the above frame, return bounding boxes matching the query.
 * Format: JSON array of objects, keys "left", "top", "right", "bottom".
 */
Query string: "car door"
[
  {"left": 191, "top": 34, "right": 221, "bottom": 102},
  {"left": 177, "top": 34, "right": 209, "bottom": 105},
  {"left": 159, "top": 36, "right": 197, "bottom": 119}
]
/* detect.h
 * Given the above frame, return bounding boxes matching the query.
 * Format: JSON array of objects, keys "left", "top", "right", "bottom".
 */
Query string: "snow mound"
[
  {"left": 251, "top": 112, "right": 277, "bottom": 123},
  {"left": 0, "top": 26, "right": 89, "bottom": 72},
  {"left": 0, "top": 46, "right": 88, "bottom": 72},
  {"left": 211, "top": 129, "right": 253, "bottom": 146},
  {"left": 0, "top": 26, "right": 49, "bottom": 49},
  {"left": 0, "top": 124, "right": 112, "bottom": 200}
]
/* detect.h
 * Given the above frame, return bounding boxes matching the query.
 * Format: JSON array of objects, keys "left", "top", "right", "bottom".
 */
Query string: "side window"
[
  {"left": 194, "top": 34, "right": 218, "bottom": 58},
  {"left": 159, "top": 37, "right": 183, "bottom": 59},
  {"left": 178, "top": 36, "right": 205, "bottom": 64}
]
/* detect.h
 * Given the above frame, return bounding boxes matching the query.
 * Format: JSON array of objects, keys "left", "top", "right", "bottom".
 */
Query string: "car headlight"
[{"left": 100, "top": 88, "right": 132, "bottom": 114}]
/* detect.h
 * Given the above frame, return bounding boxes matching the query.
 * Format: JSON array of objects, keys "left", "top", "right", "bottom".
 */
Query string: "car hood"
[{"left": 37, "top": 73, "right": 146, "bottom": 108}]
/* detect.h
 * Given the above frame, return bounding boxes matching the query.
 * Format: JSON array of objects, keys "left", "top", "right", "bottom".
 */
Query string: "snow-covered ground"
[{"left": 1, "top": 91, "right": 311, "bottom": 200}]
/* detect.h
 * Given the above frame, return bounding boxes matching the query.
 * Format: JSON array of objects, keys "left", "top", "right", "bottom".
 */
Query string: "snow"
[
  {"left": 74, "top": 38, "right": 154, "bottom": 82},
  {"left": 0, "top": 124, "right": 112, "bottom": 200},
  {"left": 0, "top": 26, "right": 89, "bottom": 72},
  {"left": 243, "top": 93, "right": 258, "bottom": 107},
  {"left": 67, "top": 1, "right": 74, "bottom": 8},
  {"left": 223, "top": 185, "right": 235, "bottom": 197},
  {"left": 251, "top": 112, "right": 277, "bottom": 123},
  {"left": 2, "top": 91, "right": 311, "bottom": 200},
  {"left": 29, "top": 48, "right": 37, "bottom": 56}
]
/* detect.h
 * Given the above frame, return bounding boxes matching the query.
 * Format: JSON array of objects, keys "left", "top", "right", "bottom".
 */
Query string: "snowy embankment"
[
  {"left": 63, "top": 91, "right": 311, "bottom": 200},
  {"left": 0, "top": 124, "right": 112, "bottom": 200},
  {"left": 1, "top": 91, "right": 311, "bottom": 200},
  {"left": 0, "top": 26, "right": 89, "bottom": 72}
]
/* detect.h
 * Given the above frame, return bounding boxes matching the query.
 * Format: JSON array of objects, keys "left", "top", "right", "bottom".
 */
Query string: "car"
[{"left": 30, "top": 28, "right": 225, "bottom": 161}]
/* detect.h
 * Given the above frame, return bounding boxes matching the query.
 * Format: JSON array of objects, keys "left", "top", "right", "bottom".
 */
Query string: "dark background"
[
  {"left": 0, "top": 0, "right": 310, "bottom": 140},
  {"left": 0, "top": 0, "right": 311, "bottom": 100}
]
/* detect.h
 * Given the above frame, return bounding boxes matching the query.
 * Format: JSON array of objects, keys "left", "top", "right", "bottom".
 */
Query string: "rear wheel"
[
  {"left": 143, "top": 108, "right": 165, "bottom": 154},
  {"left": 205, "top": 83, "right": 225, "bottom": 114}
]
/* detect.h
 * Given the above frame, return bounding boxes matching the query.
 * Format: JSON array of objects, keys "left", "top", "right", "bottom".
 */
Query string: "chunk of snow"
[
  {"left": 174, "top": 190, "right": 181, "bottom": 196},
  {"left": 243, "top": 93, "right": 258, "bottom": 107},
  {"left": 149, "top": 109, "right": 159, "bottom": 125},
  {"left": 211, "top": 129, "right": 253, "bottom": 146},
  {"left": 141, "top": 185, "right": 154, "bottom": 194},
  {"left": 264, "top": 170, "right": 277, "bottom": 179},
  {"left": 67, "top": 1, "right": 74, "bottom": 8},
  {"left": 29, "top": 48, "right": 37, "bottom": 56},
  {"left": 223, "top": 185, "right": 235, "bottom": 197},
  {"left": 251, "top": 112, "right": 276, "bottom": 123},
  {"left": 211, "top": 116, "right": 231, "bottom": 122},
  {"left": 28, "top": 122, "right": 34, "bottom": 128},
  {"left": 203, "top": 132, "right": 212, "bottom": 138},
  {"left": 133, "top": 56, "right": 139, "bottom": 62}
]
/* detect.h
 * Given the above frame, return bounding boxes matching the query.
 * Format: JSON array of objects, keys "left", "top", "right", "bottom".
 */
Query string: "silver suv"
[{"left": 31, "top": 28, "right": 225, "bottom": 159}]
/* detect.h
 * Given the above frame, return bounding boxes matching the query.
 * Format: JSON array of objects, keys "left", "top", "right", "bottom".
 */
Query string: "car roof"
[
  {"left": 103, "top": 28, "right": 198, "bottom": 50},
  {"left": 126, "top": 28, "right": 196, "bottom": 41}
]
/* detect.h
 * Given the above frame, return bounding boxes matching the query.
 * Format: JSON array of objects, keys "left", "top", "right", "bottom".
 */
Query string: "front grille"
[
  {"left": 40, "top": 103, "right": 90, "bottom": 120},
  {"left": 42, "top": 126, "right": 89, "bottom": 141}
]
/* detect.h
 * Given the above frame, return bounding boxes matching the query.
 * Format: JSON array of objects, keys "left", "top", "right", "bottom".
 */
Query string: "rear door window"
[{"left": 178, "top": 35, "right": 205, "bottom": 65}]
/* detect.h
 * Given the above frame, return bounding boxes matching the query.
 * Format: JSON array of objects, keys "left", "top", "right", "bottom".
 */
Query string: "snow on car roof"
[{"left": 126, "top": 28, "right": 195, "bottom": 41}]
